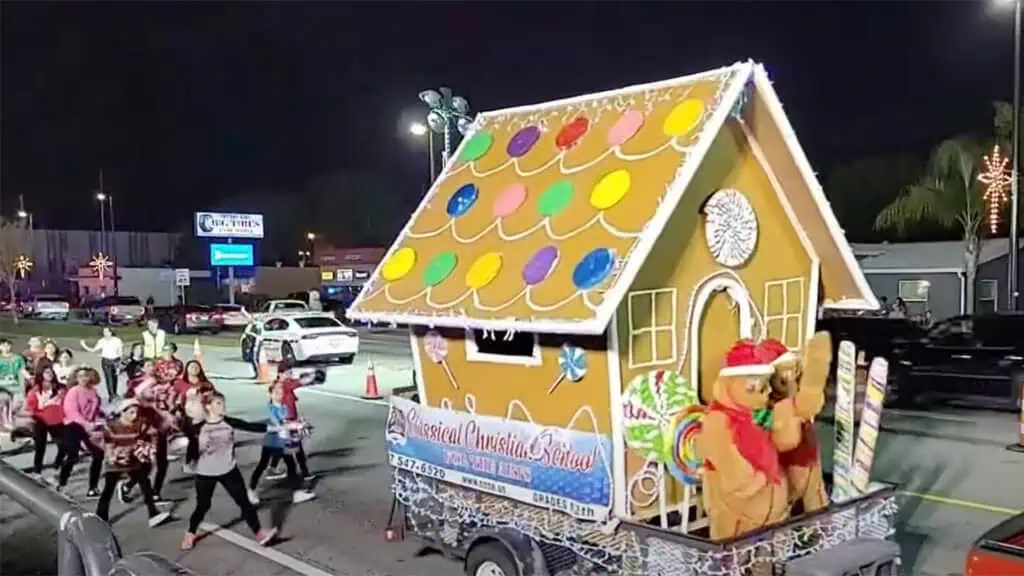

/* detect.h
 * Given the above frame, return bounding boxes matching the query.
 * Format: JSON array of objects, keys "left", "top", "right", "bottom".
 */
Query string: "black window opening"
[{"left": 472, "top": 330, "right": 536, "bottom": 357}]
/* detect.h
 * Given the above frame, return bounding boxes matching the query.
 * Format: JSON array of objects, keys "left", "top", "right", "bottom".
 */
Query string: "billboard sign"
[
  {"left": 209, "top": 243, "right": 254, "bottom": 267},
  {"left": 195, "top": 212, "right": 264, "bottom": 239},
  {"left": 385, "top": 396, "right": 612, "bottom": 521}
]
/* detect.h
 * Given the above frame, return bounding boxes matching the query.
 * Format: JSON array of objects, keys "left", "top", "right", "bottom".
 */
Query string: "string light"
[
  {"left": 90, "top": 252, "right": 113, "bottom": 280},
  {"left": 978, "top": 145, "right": 1013, "bottom": 235},
  {"left": 13, "top": 255, "right": 33, "bottom": 279}
]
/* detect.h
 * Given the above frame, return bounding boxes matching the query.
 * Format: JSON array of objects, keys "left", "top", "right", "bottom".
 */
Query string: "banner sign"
[
  {"left": 195, "top": 212, "right": 264, "bottom": 239},
  {"left": 386, "top": 396, "right": 612, "bottom": 520},
  {"left": 209, "top": 243, "right": 254, "bottom": 267}
]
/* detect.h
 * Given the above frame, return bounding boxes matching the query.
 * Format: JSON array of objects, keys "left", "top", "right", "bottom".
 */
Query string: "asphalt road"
[{"left": 2, "top": 329, "right": 1022, "bottom": 576}]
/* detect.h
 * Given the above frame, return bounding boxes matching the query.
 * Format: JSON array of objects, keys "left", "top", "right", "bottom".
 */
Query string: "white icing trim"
[
  {"left": 687, "top": 276, "right": 755, "bottom": 389},
  {"left": 861, "top": 267, "right": 962, "bottom": 274},
  {"left": 346, "top": 62, "right": 755, "bottom": 334},
  {"left": 807, "top": 259, "right": 821, "bottom": 340},
  {"left": 606, "top": 316, "right": 627, "bottom": 518},
  {"left": 750, "top": 65, "right": 879, "bottom": 311},
  {"left": 823, "top": 298, "right": 878, "bottom": 310},
  {"left": 408, "top": 328, "right": 429, "bottom": 405},
  {"left": 464, "top": 329, "right": 543, "bottom": 367},
  {"left": 626, "top": 288, "right": 678, "bottom": 369},
  {"left": 719, "top": 364, "right": 774, "bottom": 377},
  {"left": 770, "top": 351, "right": 797, "bottom": 365}
]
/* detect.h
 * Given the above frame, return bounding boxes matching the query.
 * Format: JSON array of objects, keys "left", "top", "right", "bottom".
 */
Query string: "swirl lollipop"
[
  {"left": 424, "top": 331, "right": 458, "bottom": 390},
  {"left": 548, "top": 343, "right": 587, "bottom": 394},
  {"left": 665, "top": 404, "right": 706, "bottom": 485}
]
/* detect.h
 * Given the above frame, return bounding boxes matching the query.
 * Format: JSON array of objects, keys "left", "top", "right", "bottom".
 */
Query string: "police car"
[{"left": 241, "top": 312, "right": 359, "bottom": 365}]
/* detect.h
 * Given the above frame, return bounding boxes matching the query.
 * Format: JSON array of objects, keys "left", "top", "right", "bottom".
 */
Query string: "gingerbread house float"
[{"left": 351, "top": 61, "right": 891, "bottom": 569}]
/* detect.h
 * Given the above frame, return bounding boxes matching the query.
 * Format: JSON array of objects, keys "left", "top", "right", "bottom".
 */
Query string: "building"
[
  {"left": 854, "top": 240, "right": 1018, "bottom": 319},
  {"left": 22, "top": 229, "right": 181, "bottom": 282},
  {"left": 348, "top": 61, "right": 875, "bottom": 521},
  {"left": 316, "top": 247, "right": 385, "bottom": 301}
]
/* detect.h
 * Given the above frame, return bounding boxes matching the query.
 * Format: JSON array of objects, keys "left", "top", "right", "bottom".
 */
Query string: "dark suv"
[{"left": 890, "top": 312, "right": 1024, "bottom": 408}]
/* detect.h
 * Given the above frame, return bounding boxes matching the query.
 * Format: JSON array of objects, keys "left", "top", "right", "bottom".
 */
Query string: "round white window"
[{"left": 703, "top": 189, "right": 758, "bottom": 268}]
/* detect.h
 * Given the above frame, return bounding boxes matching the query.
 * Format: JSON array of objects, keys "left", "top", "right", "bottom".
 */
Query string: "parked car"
[
  {"left": 155, "top": 305, "right": 224, "bottom": 335},
  {"left": 240, "top": 312, "right": 358, "bottom": 365},
  {"left": 24, "top": 294, "right": 71, "bottom": 320},
  {"left": 965, "top": 511, "right": 1024, "bottom": 574},
  {"left": 816, "top": 315, "right": 925, "bottom": 368},
  {"left": 890, "top": 312, "right": 1024, "bottom": 408},
  {"left": 215, "top": 303, "right": 249, "bottom": 329},
  {"left": 88, "top": 296, "right": 147, "bottom": 326}
]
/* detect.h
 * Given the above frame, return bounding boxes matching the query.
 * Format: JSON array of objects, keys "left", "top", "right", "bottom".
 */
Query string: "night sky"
[{"left": 1, "top": 2, "right": 1018, "bottom": 233}]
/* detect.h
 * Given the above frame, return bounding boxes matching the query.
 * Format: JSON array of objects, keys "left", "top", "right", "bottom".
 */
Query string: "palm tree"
[{"left": 874, "top": 138, "right": 985, "bottom": 314}]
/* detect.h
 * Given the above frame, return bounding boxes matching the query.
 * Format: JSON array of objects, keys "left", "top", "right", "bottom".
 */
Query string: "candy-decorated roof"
[{"left": 347, "top": 61, "right": 874, "bottom": 334}]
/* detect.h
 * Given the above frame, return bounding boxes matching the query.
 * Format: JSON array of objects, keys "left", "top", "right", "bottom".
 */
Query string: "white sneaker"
[
  {"left": 265, "top": 469, "right": 286, "bottom": 481},
  {"left": 247, "top": 489, "right": 260, "bottom": 505},
  {"left": 292, "top": 490, "right": 316, "bottom": 504},
  {"left": 148, "top": 511, "right": 171, "bottom": 527}
]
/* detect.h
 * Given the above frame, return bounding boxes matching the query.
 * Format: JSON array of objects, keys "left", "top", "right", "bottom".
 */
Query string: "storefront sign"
[
  {"left": 209, "top": 243, "right": 254, "bottom": 266},
  {"left": 386, "top": 396, "right": 612, "bottom": 520},
  {"left": 354, "top": 270, "right": 370, "bottom": 280},
  {"left": 336, "top": 269, "right": 354, "bottom": 282},
  {"left": 320, "top": 270, "right": 334, "bottom": 281},
  {"left": 195, "top": 212, "right": 265, "bottom": 239}
]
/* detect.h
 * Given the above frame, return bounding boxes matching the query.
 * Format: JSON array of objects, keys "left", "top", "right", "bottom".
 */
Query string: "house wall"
[
  {"left": 615, "top": 120, "right": 813, "bottom": 518},
  {"left": 974, "top": 253, "right": 1024, "bottom": 313},
  {"left": 862, "top": 272, "right": 962, "bottom": 319},
  {"left": 25, "top": 229, "right": 180, "bottom": 279},
  {"left": 412, "top": 327, "right": 612, "bottom": 434}
]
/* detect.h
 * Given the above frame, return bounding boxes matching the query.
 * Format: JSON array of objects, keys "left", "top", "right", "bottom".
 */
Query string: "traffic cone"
[
  {"left": 363, "top": 359, "right": 382, "bottom": 400},
  {"left": 192, "top": 337, "right": 203, "bottom": 364},
  {"left": 257, "top": 346, "right": 272, "bottom": 384}
]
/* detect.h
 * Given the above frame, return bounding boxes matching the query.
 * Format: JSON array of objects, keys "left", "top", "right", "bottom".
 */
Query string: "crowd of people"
[{"left": 0, "top": 321, "right": 323, "bottom": 550}]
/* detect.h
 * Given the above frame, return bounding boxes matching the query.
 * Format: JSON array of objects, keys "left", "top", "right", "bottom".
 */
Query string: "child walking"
[
  {"left": 25, "top": 364, "right": 67, "bottom": 477},
  {"left": 263, "top": 361, "right": 321, "bottom": 482},
  {"left": 58, "top": 368, "right": 105, "bottom": 497},
  {"left": 95, "top": 398, "right": 171, "bottom": 527},
  {"left": 181, "top": 391, "right": 277, "bottom": 550},
  {"left": 120, "top": 359, "right": 174, "bottom": 503},
  {"left": 0, "top": 338, "right": 28, "bottom": 439},
  {"left": 248, "top": 381, "right": 316, "bottom": 505}
]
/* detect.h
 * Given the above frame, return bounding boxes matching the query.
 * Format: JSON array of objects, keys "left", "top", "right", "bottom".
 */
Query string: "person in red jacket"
[
  {"left": 26, "top": 364, "right": 67, "bottom": 476},
  {"left": 154, "top": 343, "right": 184, "bottom": 385},
  {"left": 262, "top": 361, "right": 322, "bottom": 482},
  {"left": 120, "top": 357, "right": 174, "bottom": 504}
]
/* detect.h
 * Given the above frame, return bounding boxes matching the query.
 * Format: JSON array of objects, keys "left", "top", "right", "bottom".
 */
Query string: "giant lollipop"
[
  {"left": 665, "top": 404, "right": 706, "bottom": 485},
  {"left": 424, "top": 331, "right": 458, "bottom": 390},
  {"left": 548, "top": 343, "right": 587, "bottom": 394},
  {"left": 621, "top": 369, "right": 697, "bottom": 463}
]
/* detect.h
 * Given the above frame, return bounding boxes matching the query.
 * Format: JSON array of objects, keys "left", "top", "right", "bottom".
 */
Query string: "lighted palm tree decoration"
[
  {"left": 90, "top": 252, "right": 113, "bottom": 281},
  {"left": 979, "top": 145, "right": 1013, "bottom": 235},
  {"left": 419, "top": 87, "right": 473, "bottom": 169},
  {"left": 875, "top": 138, "right": 985, "bottom": 313}
]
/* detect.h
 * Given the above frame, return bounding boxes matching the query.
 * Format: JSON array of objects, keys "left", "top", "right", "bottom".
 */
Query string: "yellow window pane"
[
  {"left": 765, "top": 283, "right": 784, "bottom": 315},
  {"left": 632, "top": 331, "right": 653, "bottom": 365},
  {"left": 785, "top": 316, "right": 803, "bottom": 348},
  {"left": 654, "top": 329, "right": 675, "bottom": 362},
  {"left": 653, "top": 290, "right": 675, "bottom": 327},
  {"left": 630, "top": 294, "right": 653, "bottom": 331},
  {"left": 786, "top": 280, "right": 804, "bottom": 315},
  {"left": 766, "top": 318, "right": 785, "bottom": 342}
]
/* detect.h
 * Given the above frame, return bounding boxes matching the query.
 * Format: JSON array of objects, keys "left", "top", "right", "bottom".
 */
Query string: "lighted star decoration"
[
  {"left": 13, "top": 255, "right": 32, "bottom": 279},
  {"left": 90, "top": 253, "right": 113, "bottom": 280},
  {"left": 978, "top": 145, "right": 1013, "bottom": 235}
]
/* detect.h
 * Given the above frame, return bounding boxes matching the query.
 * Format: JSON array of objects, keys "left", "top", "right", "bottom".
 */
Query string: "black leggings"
[
  {"left": 97, "top": 468, "right": 160, "bottom": 522},
  {"left": 126, "top": 432, "right": 168, "bottom": 494},
  {"left": 189, "top": 467, "right": 261, "bottom": 534},
  {"left": 249, "top": 447, "right": 299, "bottom": 491},
  {"left": 269, "top": 442, "right": 309, "bottom": 477},
  {"left": 58, "top": 423, "right": 103, "bottom": 490},
  {"left": 32, "top": 421, "right": 66, "bottom": 474},
  {"left": 100, "top": 359, "right": 119, "bottom": 399}
]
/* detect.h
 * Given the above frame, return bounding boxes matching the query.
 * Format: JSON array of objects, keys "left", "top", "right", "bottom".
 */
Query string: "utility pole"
[{"left": 1009, "top": 0, "right": 1022, "bottom": 309}]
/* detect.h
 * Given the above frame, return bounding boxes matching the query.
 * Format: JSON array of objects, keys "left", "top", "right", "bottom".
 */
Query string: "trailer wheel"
[{"left": 466, "top": 541, "right": 519, "bottom": 576}]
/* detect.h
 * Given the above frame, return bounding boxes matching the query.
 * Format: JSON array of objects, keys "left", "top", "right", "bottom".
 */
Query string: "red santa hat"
[
  {"left": 758, "top": 338, "right": 797, "bottom": 366},
  {"left": 719, "top": 339, "right": 774, "bottom": 377}
]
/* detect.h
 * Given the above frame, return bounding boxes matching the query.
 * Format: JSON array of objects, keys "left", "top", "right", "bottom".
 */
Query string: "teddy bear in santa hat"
[
  {"left": 696, "top": 338, "right": 791, "bottom": 540},
  {"left": 759, "top": 333, "right": 832, "bottom": 514}
]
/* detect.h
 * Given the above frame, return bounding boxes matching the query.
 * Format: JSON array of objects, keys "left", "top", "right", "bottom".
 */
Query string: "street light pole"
[
  {"left": 419, "top": 87, "right": 473, "bottom": 172},
  {"left": 109, "top": 194, "right": 119, "bottom": 295},
  {"left": 1010, "top": 0, "right": 1022, "bottom": 310}
]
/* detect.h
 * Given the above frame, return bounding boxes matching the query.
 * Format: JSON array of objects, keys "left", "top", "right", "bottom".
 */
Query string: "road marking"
[
  {"left": 301, "top": 387, "right": 389, "bottom": 406},
  {"left": 199, "top": 522, "right": 342, "bottom": 576},
  {"left": 897, "top": 490, "right": 1022, "bottom": 515}
]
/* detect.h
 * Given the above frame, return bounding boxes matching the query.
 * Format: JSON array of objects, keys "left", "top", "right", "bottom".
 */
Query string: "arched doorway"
[{"left": 690, "top": 276, "right": 754, "bottom": 403}]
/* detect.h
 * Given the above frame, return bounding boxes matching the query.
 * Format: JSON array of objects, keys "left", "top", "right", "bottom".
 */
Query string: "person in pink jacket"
[{"left": 58, "top": 367, "right": 105, "bottom": 498}]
